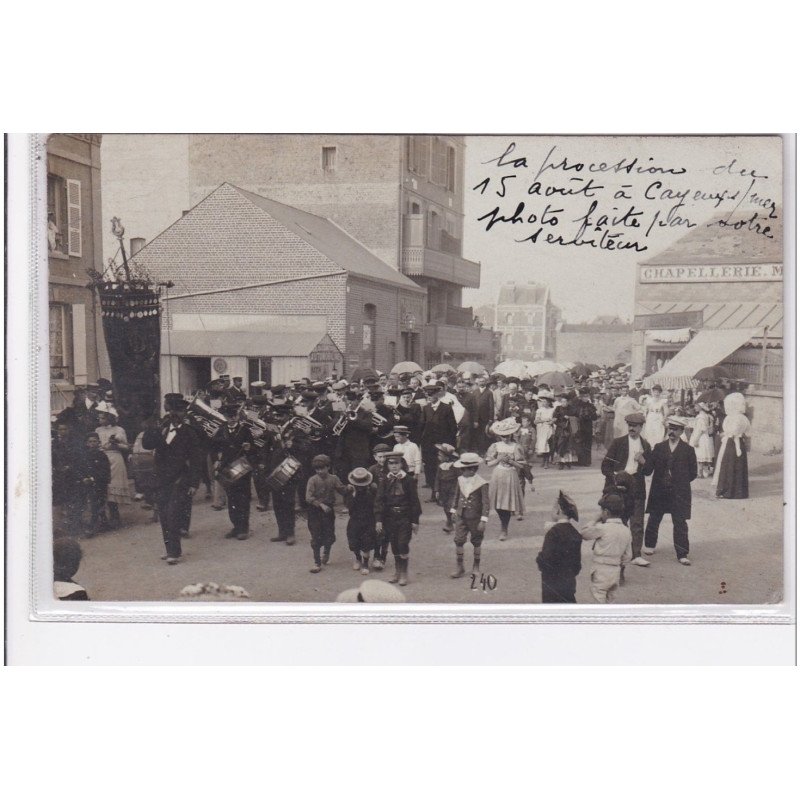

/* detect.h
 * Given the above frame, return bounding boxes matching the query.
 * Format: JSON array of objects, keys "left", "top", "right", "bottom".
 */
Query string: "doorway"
[{"left": 179, "top": 357, "right": 211, "bottom": 395}]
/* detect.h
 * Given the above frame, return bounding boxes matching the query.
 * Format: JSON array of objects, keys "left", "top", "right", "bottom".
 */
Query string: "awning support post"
[{"left": 759, "top": 326, "right": 768, "bottom": 388}]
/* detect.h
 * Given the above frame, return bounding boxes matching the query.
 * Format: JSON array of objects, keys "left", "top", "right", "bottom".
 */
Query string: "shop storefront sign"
[{"left": 640, "top": 263, "right": 782, "bottom": 283}]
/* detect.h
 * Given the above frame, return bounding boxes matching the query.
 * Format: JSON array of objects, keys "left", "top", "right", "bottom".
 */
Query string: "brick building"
[
  {"left": 47, "top": 134, "right": 110, "bottom": 411},
  {"left": 494, "top": 282, "right": 561, "bottom": 361},
  {"left": 555, "top": 318, "right": 632, "bottom": 366},
  {"left": 102, "top": 134, "right": 495, "bottom": 368},
  {"left": 130, "top": 183, "right": 425, "bottom": 393}
]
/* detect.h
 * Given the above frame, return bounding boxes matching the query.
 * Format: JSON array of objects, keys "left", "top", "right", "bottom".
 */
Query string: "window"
[
  {"left": 506, "top": 312, "right": 514, "bottom": 324},
  {"left": 362, "top": 304, "right": 377, "bottom": 368},
  {"left": 388, "top": 341, "right": 397, "bottom": 369},
  {"left": 431, "top": 137, "right": 448, "bottom": 186},
  {"left": 446, "top": 145, "right": 456, "bottom": 192},
  {"left": 407, "top": 135, "right": 430, "bottom": 177},
  {"left": 47, "top": 174, "right": 68, "bottom": 255},
  {"left": 322, "top": 146, "right": 337, "bottom": 171},
  {"left": 248, "top": 357, "right": 272, "bottom": 386},
  {"left": 49, "top": 303, "right": 71, "bottom": 381},
  {"left": 427, "top": 210, "right": 440, "bottom": 249}
]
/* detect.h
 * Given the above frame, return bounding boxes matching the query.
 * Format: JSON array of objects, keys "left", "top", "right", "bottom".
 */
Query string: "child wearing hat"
[
  {"left": 305, "top": 453, "right": 347, "bottom": 572},
  {"left": 486, "top": 418, "right": 527, "bottom": 540},
  {"left": 433, "top": 443, "right": 459, "bottom": 533},
  {"left": 580, "top": 493, "right": 632, "bottom": 603},
  {"left": 449, "top": 453, "right": 489, "bottom": 578},
  {"left": 374, "top": 452, "right": 422, "bottom": 586},
  {"left": 536, "top": 491, "right": 582, "bottom": 603},
  {"left": 392, "top": 425, "right": 422, "bottom": 477},
  {"left": 344, "top": 468, "right": 377, "bottom": 575}
]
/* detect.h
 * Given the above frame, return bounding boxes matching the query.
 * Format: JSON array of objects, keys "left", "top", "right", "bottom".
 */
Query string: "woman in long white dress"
[
  {"left": 95, "top": 405, "right": 132, "bottom": 528},
  {"left": 486, "top": 418, "right": 526, "bottom": 541},
  {"left": 534, "top": 393, "right": 555, "bottom": 468},
  {"left": 642, "top": 384, "right": 668, "bottom": 445},
  {"left": 612, "top": 386, "right": 642, "bottom": 438}
]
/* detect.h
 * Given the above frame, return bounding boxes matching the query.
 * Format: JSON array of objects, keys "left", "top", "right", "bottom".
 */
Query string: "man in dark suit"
[
  {"left": 420, "top": 382, "right": 458, "bottom": 498},
  {"left": 644, "top": 417, "right": 698, "bottom": 565},
  {"left": 225, "top": 377, "right": 247, "bottom": 403},
  {"left": 499, "top": 381, "right": 524, "bottom": 420},
  {"left": 142, "top": 396, "right": 203, "bottom": 564},
  {"left": 600, "top": 411, "right": 654, "bottom": 567},
  {"left": 469, "top": 375, "right": 495, "bottom": 455}
]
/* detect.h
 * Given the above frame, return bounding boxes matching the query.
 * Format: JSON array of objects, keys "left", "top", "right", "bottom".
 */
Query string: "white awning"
[
  {"left": 162, "top": 330, "right": 326, "bottom": 357},
  {"left": 643, "top": 327, "right": 761, "bottom": 388},
  {"left": 645, "top": 327, "right": 692, "bottom": 344}
]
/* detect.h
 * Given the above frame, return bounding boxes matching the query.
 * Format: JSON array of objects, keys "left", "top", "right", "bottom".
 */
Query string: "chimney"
[{"left": 130, "top": 237, "right": 145, "bottom": 256}]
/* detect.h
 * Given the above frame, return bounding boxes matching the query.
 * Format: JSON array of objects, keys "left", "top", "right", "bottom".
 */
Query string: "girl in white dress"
[
  {"left": 486, "top": 418, "right": 526, "bottom": 541},
  {"left": 95, "top": 405, "right": 132, "bottom": 528},
  {"left": 534, "top": 393, "right": 555, "bottom": 468},
  {"left": 689, "top": 402, "right": 716, "bottom": 478},
  {"left": 642, "top": 384, "right": 668, "bottom": 445}
]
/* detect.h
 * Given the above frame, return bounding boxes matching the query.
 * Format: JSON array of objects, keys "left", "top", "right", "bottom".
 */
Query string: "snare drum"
[
  {"left": 265, "top": 456, "right": 302, "bottom": 491},
  {"left": 218, "top": 456, "right": 253, "bottom": 490}
]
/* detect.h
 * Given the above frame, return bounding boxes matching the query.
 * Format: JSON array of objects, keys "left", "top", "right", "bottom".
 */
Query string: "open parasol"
[
  {"left": 694, "top": 365, "right": 733, "bottom": 381},
  {"left": 494, "top": 359, "right": 527, "bottom": 379},
  {"left": 457, "top": 361, "right": 486, "bottom": 375},
  {"left": 430, "top": 362, "right": 456, "bottom": 374},
  {"left": 537, "top": 371, "right": 572, "bottom": 389},
  {"left": 350, "top": 367, "right": 379, "bottom": 383},
  {"left": 391, "top": 361, "right": 422, "bottom": 375}
]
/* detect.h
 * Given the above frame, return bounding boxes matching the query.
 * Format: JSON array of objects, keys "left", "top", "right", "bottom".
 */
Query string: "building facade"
[
  {"left": 47, "top": 134, "right": 110, "bottom": 410},
  {"left": 634, "top": 211, "right": 784, "bottom": 450},
  {"left": 131, "top": 183, "right": 426, "bottom": 394},
  {"left": 555, "top": 318, "right": 632, "bottom": 366},
  {"left": 102, "top": 134, "right": 495, "bottom": 368},
  {"left": 494, "top": 282, "right": 561, "bottom": 361}
]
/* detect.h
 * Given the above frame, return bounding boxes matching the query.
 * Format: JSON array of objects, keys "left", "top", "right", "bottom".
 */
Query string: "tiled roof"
[
  {"left": 641, "top": 209, "right": 783, "bottom": 266},
  {"left": 133, "top": 183, "right": 423, "bottom": 294},
  {"left": 233, "top": 186, "right": 424, "bottom": 292}
]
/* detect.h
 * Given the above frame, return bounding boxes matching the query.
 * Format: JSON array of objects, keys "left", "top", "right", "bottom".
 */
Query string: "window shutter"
[{"left": 66, "top": 179, "right": 82, "bottom": 257}]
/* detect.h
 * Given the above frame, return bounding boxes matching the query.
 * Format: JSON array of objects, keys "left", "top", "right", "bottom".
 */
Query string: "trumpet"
[{"left": 332, "top": 397, "right": 366, "bottom": 436}]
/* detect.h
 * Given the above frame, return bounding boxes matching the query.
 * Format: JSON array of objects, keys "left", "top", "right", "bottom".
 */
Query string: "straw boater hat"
[
  {"left": 348, "top": 467, "right": 374, "bottom": 487},
  {"left": 666, "top": 416, "right": 687, "bottom": 429},
  {"left": 491, "top": 417, "right": 520, "bottom": 437},
  {"left": 453, "top": 452, "right": 483, "bottom": 469},
  {"left": 435, "top": 443, "right": 458, "bottom": 457},
  {"left": 393, "top": 425, "right": 411, "bottom": 436}
]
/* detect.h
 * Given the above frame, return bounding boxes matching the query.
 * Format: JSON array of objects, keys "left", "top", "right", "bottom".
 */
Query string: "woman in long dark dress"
[
  {"left": 712, "top": 393, "right": 750, "bottom": 499},
  {"left": 552, "top": 395, "right": 578, "bottom": 469}
]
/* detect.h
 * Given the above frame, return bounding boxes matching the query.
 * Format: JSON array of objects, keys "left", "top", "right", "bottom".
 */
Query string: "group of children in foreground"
[{"left": 301, "top": 427, "right": 632, "bottom": 603}]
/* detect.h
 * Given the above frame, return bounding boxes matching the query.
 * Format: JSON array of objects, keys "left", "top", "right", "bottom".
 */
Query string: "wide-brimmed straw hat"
[
  {"left": 491, "top": 418, "right": 520, "bottom": 437},
  {"left": 453, "top": 452, "right": 483, "bottom": 469},
  {"left": 348, "top": 467, "right": 374, "bottom": 487}
]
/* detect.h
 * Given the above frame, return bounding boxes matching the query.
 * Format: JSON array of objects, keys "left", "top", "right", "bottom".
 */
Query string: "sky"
[{"left": 462, "top": 135, "right": 783, "bottom": 322}]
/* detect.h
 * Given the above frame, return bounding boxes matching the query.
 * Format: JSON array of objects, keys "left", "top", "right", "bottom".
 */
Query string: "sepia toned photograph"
[{"left": 42, "top": 133, "right": 787, "bottom": 610}]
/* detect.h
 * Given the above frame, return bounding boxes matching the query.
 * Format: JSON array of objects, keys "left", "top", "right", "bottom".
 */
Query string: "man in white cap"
[{"left": 644, "top": 416, "right": 698, "bottom": 565}]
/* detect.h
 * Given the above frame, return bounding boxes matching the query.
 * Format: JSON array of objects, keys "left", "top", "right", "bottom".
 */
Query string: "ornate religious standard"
[{"left": 87, "top": 218, "right": 172, "bottom": 429}]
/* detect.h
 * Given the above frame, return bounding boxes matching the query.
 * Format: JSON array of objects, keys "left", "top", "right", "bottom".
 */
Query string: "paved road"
[{"left": 73, "top": 448, "right": 784, "bottom": 606}]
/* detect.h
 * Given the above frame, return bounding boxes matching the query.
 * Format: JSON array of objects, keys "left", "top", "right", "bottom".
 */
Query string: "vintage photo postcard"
[{"left": 30, "top": 133, "right": 793, "bottom": 621}]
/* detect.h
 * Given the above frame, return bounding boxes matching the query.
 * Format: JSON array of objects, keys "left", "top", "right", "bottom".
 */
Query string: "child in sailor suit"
[{"left": 449, "top": 453, "right": 490, "bottom": 578}]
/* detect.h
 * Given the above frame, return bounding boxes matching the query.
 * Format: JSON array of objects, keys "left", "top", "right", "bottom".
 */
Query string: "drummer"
[{"left": 211, "top": 402, "right": 255, "bottom": 541}]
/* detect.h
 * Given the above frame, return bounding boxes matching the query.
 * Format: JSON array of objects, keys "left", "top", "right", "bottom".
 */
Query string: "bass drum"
[
  {"left": 217, "top": 456, "right": 253, "bottom": 490},
  {"left": 265, "top": 456, "right": 302, "bottom": 492}
]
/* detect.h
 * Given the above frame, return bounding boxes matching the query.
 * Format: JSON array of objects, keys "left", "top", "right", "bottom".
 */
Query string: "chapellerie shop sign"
[{"left": 640, "top": 263, "right": 782, "bottom": 283}]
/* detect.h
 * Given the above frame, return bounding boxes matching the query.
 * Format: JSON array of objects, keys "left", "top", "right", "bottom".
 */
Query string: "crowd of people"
[{"left": 51, "top": 366, "right": 753, "bottom": 603}]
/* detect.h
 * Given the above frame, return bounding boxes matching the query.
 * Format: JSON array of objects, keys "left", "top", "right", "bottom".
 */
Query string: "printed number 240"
[{"left": 470, "top": 573, "right": 497, "bottom": 591}]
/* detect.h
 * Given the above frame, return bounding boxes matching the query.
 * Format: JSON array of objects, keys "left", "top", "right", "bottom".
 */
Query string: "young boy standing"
[
  {"left": 374, "top": 453, "right": 421, "bottom": 586},
  {"left": 536, "top": 490, "right": 582, "bottom": 603},
  {"left": 449, "top": 452, "right": 489, "bottom": 578},
  {"left": 83, "top": 432, "right": 111, "bottom": 536},
  {"left": 305, "top": 454, "right": 347, "bottom": 573},
  {"left": 581, "top": 493, "right": 632, "bottom": 603}
]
